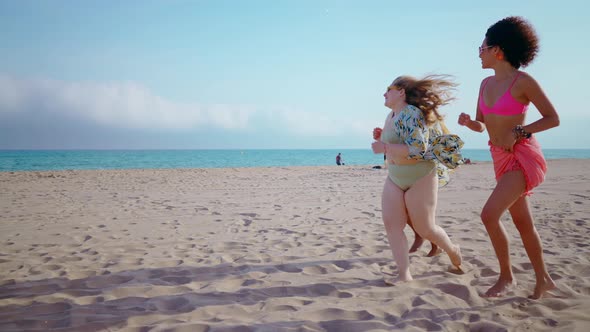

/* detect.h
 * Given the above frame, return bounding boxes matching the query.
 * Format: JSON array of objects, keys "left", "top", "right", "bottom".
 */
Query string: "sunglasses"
[
  {"left": 479, "top": 45, "right": 493, "bottom": 54},
  {"left": 386, "top": 85, "right": 401, "bottom": 92}
]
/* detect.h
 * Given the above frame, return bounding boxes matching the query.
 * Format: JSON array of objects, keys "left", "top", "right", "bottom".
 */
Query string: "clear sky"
[{"left": 1, "top": 0, "right": 588, "bottom": 149}]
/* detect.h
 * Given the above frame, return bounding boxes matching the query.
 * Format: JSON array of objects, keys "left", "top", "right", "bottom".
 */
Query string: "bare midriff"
[{"left": 484, "top": 113, "right": 526, "bottom": 147}]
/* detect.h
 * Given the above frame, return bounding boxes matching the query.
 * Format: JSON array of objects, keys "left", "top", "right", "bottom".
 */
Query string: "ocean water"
[{"left": 0, "top": 149, "right": 589, "bottom": 172}]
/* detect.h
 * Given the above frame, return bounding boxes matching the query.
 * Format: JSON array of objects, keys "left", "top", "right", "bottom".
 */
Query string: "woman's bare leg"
[
  {"left": 480, "top": 170, "right": 527, "bottom": 297},
  {"left": 408, "top": 217, "right": 439, "bottom": 256},
  {"left": 381, "top": 177, "right": 412, "bottom": 282},
  {"left": 426, "top": 242, "right": 441, "bottom": 257},
  {"left": 405, "top": 170, "right": 461, "bottom": 267},
  {"left": 407, "top": 217, "right": 424, "bottom": 253},
  {"left": 509, "top": 196, "right": 556, "bottom": 299}
]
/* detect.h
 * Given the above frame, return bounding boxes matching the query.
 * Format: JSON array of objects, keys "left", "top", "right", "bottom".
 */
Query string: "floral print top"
[{"left": 382, "top": 104, "right": 464, "bottom": 187}]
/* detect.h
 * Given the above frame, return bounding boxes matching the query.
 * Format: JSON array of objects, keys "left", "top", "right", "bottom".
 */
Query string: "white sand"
[{"left": 0, "top": 160, "right": 589, "bottom": 331}]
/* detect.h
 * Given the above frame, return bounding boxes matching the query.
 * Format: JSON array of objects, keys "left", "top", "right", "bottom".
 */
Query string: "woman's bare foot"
[
  {"left": 530, "top": 275, "right": 556, "bottom": 299},
  {"left": 409, "top": 236, "right": 424, "bottom": 253},
  {"left": 384, "top": 274, "right": 413, "bottom": 286},
  {"left": 484, "top": 278, "right": 516, "bottom": 297},
  {"left": 447, "top": 244, "right": 462, "bottom": 268},
  {"left": 426, "top": 244, "right": 441, "bottom": 257}
]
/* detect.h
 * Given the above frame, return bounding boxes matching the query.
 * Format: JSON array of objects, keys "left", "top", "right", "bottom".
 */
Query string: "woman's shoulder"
[
  {"left": 400, "top": 104, "right": 425, "bottom": 120},
  {"left": 515, "top": 71, "right": 536, "bottom": 85},
  {"left": 481, "top": 71, "right": 534, "bottom": 86},
  {"left": 401, "top": 104, "right": 422, "bottom": 115},
  {"left": 479, "top": 75, "right": 493, "bottom": 88},
  {"left": 512, "top": 71, "right": 541, "bottom": 96}
]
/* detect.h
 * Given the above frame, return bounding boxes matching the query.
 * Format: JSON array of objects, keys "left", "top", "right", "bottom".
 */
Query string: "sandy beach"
[{"left": 0, "top": 159, "right": 589, "bottom": 331}]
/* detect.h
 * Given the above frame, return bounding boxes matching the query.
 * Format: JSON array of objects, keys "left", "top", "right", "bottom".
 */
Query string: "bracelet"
[{"left": 513, "top": 125, "right": 531, "bottom": 140}]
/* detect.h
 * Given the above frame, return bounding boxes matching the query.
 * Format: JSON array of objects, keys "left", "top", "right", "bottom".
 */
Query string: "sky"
[{"left": 1, "top": 0, "right": 588, "bottom": 150}]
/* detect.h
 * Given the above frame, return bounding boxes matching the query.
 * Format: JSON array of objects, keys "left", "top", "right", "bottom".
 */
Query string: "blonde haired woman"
[{"left": 372, "top": 74, "right": 463, "bottom": 283}]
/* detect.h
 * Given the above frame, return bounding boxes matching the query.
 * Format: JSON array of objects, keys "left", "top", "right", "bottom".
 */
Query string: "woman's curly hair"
[
  {"left": 486, "top": 16, "right": 539, "bottom": 69},
  {"left": 393, "top": 74, "right": 457, "bottom": 126}
]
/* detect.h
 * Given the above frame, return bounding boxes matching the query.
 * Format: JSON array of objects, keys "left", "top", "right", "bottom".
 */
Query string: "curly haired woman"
[{"left": 458, "top": 16, "right": 559, "bottom": 299}]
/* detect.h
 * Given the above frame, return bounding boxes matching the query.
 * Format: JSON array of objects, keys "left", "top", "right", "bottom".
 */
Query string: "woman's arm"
[
  {"left": 373, "top": 107, "right": 424, "bottom": 165},
  {"left": 458, "top": 80, "right": 487, "bottom": 132},
  {"left": 380, "top": 142, "right": 419, "bottom": 165},
  {"left": 371, "top": 112, "right": 391, "bottom": 154},
  {"left": 384, "top": 143, "right": 410, "bottom": 160},
  {"left": 521, "top": 74, "right": 560, "bottom": 134}
]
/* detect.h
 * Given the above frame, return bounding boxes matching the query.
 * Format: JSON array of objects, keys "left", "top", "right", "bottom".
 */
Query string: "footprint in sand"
[
  {"left": 276, "top": 264, "right": 303, "bottom": 273},
  {"left": 242, "top": 279, "right": 264, "bottom": 287},
  {"left": 157, "top": 296, "right": 191, "bottom": 311},
  {"left": 264, "top": 304, "right": 298, "bottom": 312},
  {"left": 306, "top": 308, "right": 373, "bottom": 321},
  {"left": 85, "top": 275, "right": 134, "bottom": 288}
]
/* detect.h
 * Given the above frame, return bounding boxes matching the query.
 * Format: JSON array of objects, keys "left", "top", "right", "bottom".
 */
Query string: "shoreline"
[
  {"left": 2, "top": 149, "right": 590, "bottom": 173},
  {"left": 4, "top": 157, "right": 590, "bottom": 174}
]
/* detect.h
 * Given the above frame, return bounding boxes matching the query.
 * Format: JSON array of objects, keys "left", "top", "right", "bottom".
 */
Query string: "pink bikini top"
[{"left": 479, "top": 72, "right": 528, "bottom": 116}]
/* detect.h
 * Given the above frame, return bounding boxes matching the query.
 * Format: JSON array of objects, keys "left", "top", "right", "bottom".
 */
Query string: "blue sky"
[{"left": 1, "top": 0, "right": 588, "bottom": 149}]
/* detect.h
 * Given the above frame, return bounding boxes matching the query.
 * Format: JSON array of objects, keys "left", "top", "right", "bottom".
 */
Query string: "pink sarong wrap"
[{"left": 489, "top": 136, "right": 547, "bottom": 196}]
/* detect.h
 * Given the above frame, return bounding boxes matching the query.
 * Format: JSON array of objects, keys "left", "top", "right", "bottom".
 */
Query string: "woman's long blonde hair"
[{"left": 393, "top": 74, "right": 458, "bottom": 127}]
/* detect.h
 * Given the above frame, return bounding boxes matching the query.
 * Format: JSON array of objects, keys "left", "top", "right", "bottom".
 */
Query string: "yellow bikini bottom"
[{"left": 387, "top": 161, "right": 435, "bottom": 191}]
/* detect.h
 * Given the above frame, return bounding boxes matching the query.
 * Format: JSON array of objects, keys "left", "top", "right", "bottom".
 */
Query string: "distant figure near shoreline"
[{"left": 336, "top": 153, "right": 343, "bottom": 166}]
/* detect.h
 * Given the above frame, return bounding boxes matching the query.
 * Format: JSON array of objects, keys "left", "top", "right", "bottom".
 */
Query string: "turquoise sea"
[{"left": 0, "top": 149, "right": 589, "bottom": 172}]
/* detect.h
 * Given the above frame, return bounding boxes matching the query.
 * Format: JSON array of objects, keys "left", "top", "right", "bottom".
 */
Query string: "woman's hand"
[
  {"left": 371, "top": 141, "right": 386, "bottom": 154},
  {"left": 373, "top": 127, "right": 382, "bottom": 140},
  {"left": 458, "top": 113, "right": 471, "bottom": 126}
]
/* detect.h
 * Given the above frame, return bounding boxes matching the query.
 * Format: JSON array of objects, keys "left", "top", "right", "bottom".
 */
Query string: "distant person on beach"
[
  {"left": 336, "top": 153, "right": 343, "bottom": 166},
  {"left": 372, "top": 74, "right": 464, "bottom": 283},
  {"left": 458, "top": 16, "right": 559, "bottom": 299}
]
